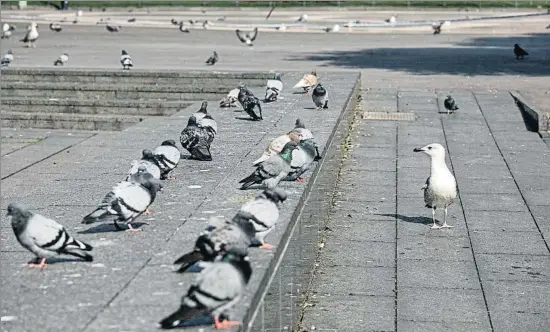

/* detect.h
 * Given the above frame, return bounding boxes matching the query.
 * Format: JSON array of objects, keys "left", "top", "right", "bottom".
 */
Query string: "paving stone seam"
[
  {"left": 472, "top": 92, "right": 550, "bottom": 255},
  {"left": 1, "top": 134, "right": 97, "bottom": 180},
  {"left": 439, "top": 116, "right": 495, "bottom": 332},
  {"left": 393, "top": 124, "right": 399, "bottom": 332}
]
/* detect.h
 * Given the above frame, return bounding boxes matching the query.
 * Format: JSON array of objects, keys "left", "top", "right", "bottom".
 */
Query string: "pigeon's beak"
[{"left": 413, "top": 147, "right": 424, "bottom": 153}]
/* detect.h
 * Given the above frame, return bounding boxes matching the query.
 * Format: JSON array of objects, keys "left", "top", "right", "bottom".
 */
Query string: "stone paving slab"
[
  {"left": 0, "top": 71, "right": 359, "bottom": 332},
  {"left": 300, "top": 88, "right": 550, "bottom": 332}
]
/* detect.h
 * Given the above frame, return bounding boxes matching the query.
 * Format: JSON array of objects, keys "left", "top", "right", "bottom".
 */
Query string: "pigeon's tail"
[
  {"left": 264, "top": 88, "right": 277, "bottom": 102},
  {"left": 323, "top": 100, "right": 329, "bottom": 109},
  {"left": 66, "top": 237, "right": 93, "bottom": 251},
  {"left": 293, "top": 79, "right": 308, "bottom": 89},
  {"left": 54, "top": 59, "right": 63, "bottom": 66},
  {"left": 65, "top": 250, "right": 94, "bottom": 262},
  {"left": 82, "top": 207, "right": 110, "bottom": 224},
  {"left": 190, "top": 146, "right": 212, "bottom": 161},
  {"left": 159, "top": 305, "right": 210, "bottom": 329},
  {"left": 239, "top": 171, "right": 263, "bottom": 190},
  {"left": 173, "top": 250, "right": 204, "bottom": 273}
]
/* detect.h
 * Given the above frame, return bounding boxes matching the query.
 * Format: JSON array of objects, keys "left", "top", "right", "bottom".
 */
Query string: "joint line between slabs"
[{"left": 394, "top": 124, "right": 399, "bottom": 331}]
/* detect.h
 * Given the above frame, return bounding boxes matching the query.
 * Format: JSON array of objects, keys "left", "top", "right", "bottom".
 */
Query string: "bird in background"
[
  {"left": 514, "top": 44, "right": 528, "bottom": 60},
  {"left": 265, "top": 72, "right": 283, "bottom": 102},
  {"left": 106, "top": 25, "right": 121, "bottom": 32},
  {"left": 236, "top": 27, "right": 258, "bottom": 46},
  {"left": 20, "top": 22, "right": 39, "bottom": 48},
  {"left": 312, "top": 83, "right": 329, "bottom": 110},
  {"left": 443, "top": 95, "right": 458, "bottom": 114},
  {"left": 386, "top": 15, "right": 397, "bottom": 24},
  {"left": 120, "top": 50, "right": 133, "bottom": 70},
  {"left": 8, "top": 202, "right": 93, "bottom": 271},
  {"left": 297, "top": 13, "right": 308, "bottom": 22},
  {"left": 1, "top": 49, "right": 14, "bottom": 67},
  {"left": 54, "top": 53, "right": 69, "bottom": 66},
  {"left": 324, "top": 24, "right": 340, "bottom": 33},
  {"left": 293, "top": 70, "right": 318, "bottom": 94},
  {"left": 206, "top": 51, "right": 218, "bottom": 65},
  {"left": 220, "top": 85, "right": 241, "bottom": 108},
  {"left": 432, "top": 22, "right": 443, "bottom": 35},
  {"left": 49, "top": 23, "right": 63, "bottom": 32},
  {"left": 414, "top": 143, "right": 457, "bottom": 230},
  {"left": 179, "top": 22, "right": 190, "bottom": 33},
  {"left": 2, "top": 23, "right": 16, "bottom": 39},
  {"left": 171, "top": 18, "right": 179, "bottom": 25}
]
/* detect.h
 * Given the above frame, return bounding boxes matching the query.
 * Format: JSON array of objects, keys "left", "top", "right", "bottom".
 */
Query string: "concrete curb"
[{"left": 510, "top": 91, "right": 550, "bottom": 138}]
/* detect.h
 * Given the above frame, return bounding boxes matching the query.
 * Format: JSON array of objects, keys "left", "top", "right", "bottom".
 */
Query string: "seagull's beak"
[{"left": 413, "top": 147, "right": 424, "bottom": 152}]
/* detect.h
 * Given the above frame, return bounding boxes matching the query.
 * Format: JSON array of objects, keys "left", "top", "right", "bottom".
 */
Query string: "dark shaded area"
[
  {"left": 377, "top": 213, "right": 433, "bottom": 224},
  {"left": 77, "top": 221, "right": 148, "bottom": 234},
  {"left": 287, "top": 33, "right": 550, "bottom": 76}
]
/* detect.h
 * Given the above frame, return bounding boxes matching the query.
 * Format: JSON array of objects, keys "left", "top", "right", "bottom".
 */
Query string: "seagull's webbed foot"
[
  {"left": 440, "top": 223, "right": 454, "bottom": 228},
  {"left": 430, "top": 223, "right": 441, "bottom": 230},
  {"left": 24, "top": 257, "right": 47, "bottom": 271}
]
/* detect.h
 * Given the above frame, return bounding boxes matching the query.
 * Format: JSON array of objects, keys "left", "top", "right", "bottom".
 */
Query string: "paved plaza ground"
[{"left": 1, "top": 6, "right": 549, "bottom": 332}]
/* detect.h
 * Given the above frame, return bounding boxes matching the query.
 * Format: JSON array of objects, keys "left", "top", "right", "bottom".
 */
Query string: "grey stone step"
[
  {"left": 1, "top": 83, "right": 228, "bottom": 101},
  {"left": 1, "top": 68, "right": 270, "bottom": 86},
  {"left": 2, "top": 98, "right": 192, "bottom": 116},
  {"left": 1, "top": 111, "right": 146, "bottom": 131}
]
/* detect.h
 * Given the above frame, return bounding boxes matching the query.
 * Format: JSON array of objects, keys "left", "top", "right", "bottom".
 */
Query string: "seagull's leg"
[
  {"left": 214, "top": 315, "right": 240, "bottom": 329},
  {"left": 125, "top": 223, "right": 142, "bottom": 232},
  {"left": 430, "top": 208, "right": 441, "bottom": 229},
  {"left": 441, "top": 207, "right": 454, "bottom": 228},
  {"left": 25, "top": 257, "right": 47, "bottom": 271},
  {"left": 259, "top": 241, "right": 274, "bottom": 250}
]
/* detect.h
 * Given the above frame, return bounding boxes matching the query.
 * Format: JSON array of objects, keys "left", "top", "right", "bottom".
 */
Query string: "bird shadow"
[
  {"left": 77, "top": 222, "right": 148, "bottom": 234},
  {"left": 292, "top": 91, "right": 308, "bottom": 95},
  {"left": 234, "top": 116, "right": 262, "bottom": 121},
  {"left": 375, "top": 213, "right": 433, "bottom": 224},
  {"left": 29, "top": 257, "right": 87, "bottom": 265},
  {"left": 303, "top": 107, "right": 318, "bottom": 110},
  {"left": 239, "top": 184, "right": 266, "bottom": 191}
]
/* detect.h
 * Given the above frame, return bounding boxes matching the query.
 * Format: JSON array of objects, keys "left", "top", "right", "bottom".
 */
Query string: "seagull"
[
  {"left": 514, "top": 44, "right": 528, "bottom": 60},
  {"left": 443, "top": 95, "right": 458, "bottom": 114},
  {"left": 432, "top": 22, "right": 443, "bottom": 35},
  {"left": 386, "top": 15, "right": 397, "bottom": 24},
  {"left": 49, "top": 23, "right": 63, "bottom": 32},
  {"left": 1, "top": 49, "right": 14, "bottom": 67},
  {"left": 106, "top": 25, "right": 121, "bottom": 32},
  {"left": 2, "top": 23, "right": 16, "bottom": 39},
  {"left": 20, "top": 22, "right": 39, "bottom": 48},
  {"left": 54, "top": 52, "right": 69, "bottom": 66},
  {"left": 179, "top": 22, "right": 190, "bottom": 33},
  {"left": 297, "top": 13, "right": 308, "bottom": 22},
  {"left": 323, "top": 24, "right": 340, "bottom": 33},
  {"left": 206, "top": 51, "right": 218, "bottom": 65},
  {"left": 120, "top": 50, "right": 133, "bottom": 70},
  {"left": 236, "top": 27, "right": 258, "bottom": 46},
  {"left": 414, "top": 143, "right": 457, "bottom": 229}
]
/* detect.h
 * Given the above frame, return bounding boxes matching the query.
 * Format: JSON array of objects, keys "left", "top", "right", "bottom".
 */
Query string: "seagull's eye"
[{"left": 428, "top": 147, "right": 432, "bottom": 150}]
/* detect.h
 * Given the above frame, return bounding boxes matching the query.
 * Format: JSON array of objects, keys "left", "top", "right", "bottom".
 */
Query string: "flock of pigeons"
[{"left": 5, "top": 70, "right": 334, "bottom": 329}]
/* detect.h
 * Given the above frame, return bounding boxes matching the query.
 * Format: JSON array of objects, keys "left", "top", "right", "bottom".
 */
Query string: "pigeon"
[
  {"left": 193, "top": 100, "right": 218, "bottom": 133},
  {"left": 242, "top": 95, "right": 263, "bottom": 121},
  {"left": 179, "top": 22, "right": 190, "bottom": 33},
  {"left": 547, "top": 24, "right": 550, "bottom": 29},
  {"left": 120, "top": 50, "right": 133, "bottom": 70},
  {"left": 1, "top": 23, "right": 15, "bottom": 39},
  {"left": 219, "top": 86, "right": 240, "bottom": 108},
  {"left": 236, "top": 27, "right": 258, "bottom": 46},
  {"left": 216, "top": 16, "right": 226, "bottom": 22},
  {"left": 159, "top": 249, "right": 252, "bottom": 329},
  {"left": 202, "top": 20, "right": 211, "bottom": 29},
  {"left": 8, "top": 203, "right": 93, "bottom": 270},
  {"left": 293, "top": 118, "right": 315, "bottom": 141},
  {"left": 514, "top": 44, "right": 528, "bottom": 60},
  {"left": 76, "top": 10, "right": 83, "bottom": 17},
  {"left": 312, "top": 83, "right": 329, "bottom": 110},
  {"left": 323, "top": 24, "right": 340, "bottom": 33},
  {"left": 171, "top": 18, "right": 179, "bottom": 25},
  {"left": 54, "top": 53, "right": 69, "bottom": 66},
  {"left": 1, "top": 49, "right": 14, "bottom": 67},
  {"left": 414, "top": 143, "right": 457, "bottom": 229},
  {"left": 173, "top": 216, "right": 258, "bottom": 273},
  {"left": 443, "top": 95, "right": 458, "bottom": 114},
  {"left": 253, "top": 130, "right": 301, "bottom": 166},
  {"left": 106, "top": 25, "right": 121, "bottom": 32},
  {"left": 82, "top": 168, "right": 163, "bottom": 231},
  {"left": 237, "top": 83, "right": 253, "bottom": 106},
  {"left": 128, "top": 18, "right": 136, "bottom": 23},
  {"left": 127, "top": 149, "right": 162, "bottom": 181},
  {"left": 297, "top": 13, "right": 308, "bottom": 22},
  {"left": 49, "top": 23, "right": 63, "bottom": 32},
  {"left": 21, "top": 22, "right": 39, "bottom": 48},
  {"left": 283, "top": 137, "right": 319, "bottom": 182},
  {"left": 239, "top": 141, "right": 298, "bottom": 189},
  {"left": 264, "top": 72, "right": 283, "bottom": 102},
  {"left": 180, "top": 115, "right": 216, "bottom": 161},
  {"left": 293, "top": 70, "right": 318, "bottom": 93},
  {"left": 276, "top": 24, "right": 287, "bottom": 31},
  {"left": 232, "top": 188, "right": 288, "bottom": 249},
  {"left": 153, "top": 140, "right": 181, "bottom": 180},
  {"left": 432, "top": 22, "right": 443, "bottom": 35},
  {"left": 386, "top": 15, "right": 396, "bottom": 24},
  {"left": 205, "top": 51, "right": 218, "bottom": 65},
  {"left": 192, "top": 100, "right": 210, "bottom": 122}
]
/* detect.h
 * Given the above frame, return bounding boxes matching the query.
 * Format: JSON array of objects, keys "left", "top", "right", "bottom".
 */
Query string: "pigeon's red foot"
[
  {"left": 214, "top": 316, "right": 240, "bottom": 329},
  {"left": 165, "top": 176, "right": 177, "bottom": 180},
  {"left": 259, "top": 242, "right": 274, "bottom": 250},
  {"left": 144, "top": 209, "right": 153, "bottom": 215},
  {"left": 296, "top": 177, "right": 305, "bottom": 183},
  {"left": 125, "top": 224, "right": 142, "bottom": 232},
  {"left": 25, "top": 257, "right": 47, "bottom": 271}
]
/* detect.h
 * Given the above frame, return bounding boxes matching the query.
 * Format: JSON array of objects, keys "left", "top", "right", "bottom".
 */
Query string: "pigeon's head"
[
  {"left": 187, "top": 115, "right": 198, "bottom": 126},
  {"left": 446, "top": 95, "right": 453, "bottom": 100},
  {"left": 263, "top": 187, "right": 288, "bottom": 204},
  {"left": 141, "top": 149, "right": 155, "bottom": 160},
  {"left": 274, "top": 72, "right": 282, "bottom": 81},
  {"left": 199, "top": 100, "right": 208, "bottom": 113},
  {"left": 160, "top": 140, "right": 177, "bottom": 147},
  {"left": 213, "top": 51, "right": 218, "bottom": 56},
  {"left": 311, "top": 69, "right": 317, "bottom": 76},
  {"left": 30, "top": 22, "right": 38, "bottom": 29},
  {"left": 514, "top": 44, "right": 519, "bottom": 48},
  {"left": 295, "top": 118, "right": 305, "bottom": 129},
  {"left": 6, "top": 203, "right": 32, "bottom": 223},
  {"left": 414, "top": 143, "right": 446, "bottom": 159},
  {"left": 121, "top": 50, "right": 128, "bottom": 55},
  {"left": 287, "top": 130, "right": 302, "bottom": 142}
]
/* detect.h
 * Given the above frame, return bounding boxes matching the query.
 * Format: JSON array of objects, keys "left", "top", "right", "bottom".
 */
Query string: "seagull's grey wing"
[{"left": 235, "top": 29, "right": 246, "bottom": 43}]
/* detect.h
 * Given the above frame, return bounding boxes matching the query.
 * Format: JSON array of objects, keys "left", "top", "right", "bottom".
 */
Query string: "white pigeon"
[
  {"left": 253, "top": 130, "right": 301, "bottom": 166},
  {"left": 54, "top": 53, "right": 69, "bottom": 66},
  {"left": 21, "top": 22, "right": 39, "bottom": 48},
  {"left": 324, "top": 24, "right": 340, "bottom": 33},
  {"left": 264, "top": 72, "right": 283, "bottom": 102},
  {"left": 297, "top": 13, "right": 308, "bottom": 22},
  {"left": 219, "top": 87, "right": 240, "bottom": 108},
  {"left": 76, "top": 10, "right": 83, "bottom": 17},
  {"left": 8, "top": 203, "right": 93, "bottom": 270},
  {"left": 120, "top": 49, "right": 133, "bottom": 70},
  {"left": 236, "top": 27, "right": 258, "bottom": 46},
  {"left": 127, "top": 149, "right": 162, "bottom": 181},
  {"left": 386, "top": 16, "right": 397, "bottom": 24},
  {"left": 414, "top": 143, "right": 457, "bottom": 229},
  {"left": 153, "top": 140, "right": 181, "bottom": 180},
  {"left": 2, "top": 23, "right": 15, "bottom": 39},
  {"left": 1, "top": 49, "right": 14, "bottom": 67}
]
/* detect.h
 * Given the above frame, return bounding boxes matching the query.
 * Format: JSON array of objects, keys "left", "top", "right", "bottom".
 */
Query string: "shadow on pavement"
[{"left": 376, "top": 213, "right": 433, "bottom": 224}]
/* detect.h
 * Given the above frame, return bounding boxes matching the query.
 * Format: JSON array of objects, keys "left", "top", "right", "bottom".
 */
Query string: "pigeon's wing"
[
  {"left": 253, "top": 135, "right": 290, "bottom": 165},
  {"left": 266, "top": 79, "right": 283, "bottom": 92},
  {"left": 249, "top": 27, "right": 258, "bottom": 41},
  {"left": 180, "top": 126, "right": 200, "bottom": 150},
  {"left": 227, "top": 88, "right": 240, "bottom": 99},
  {"left": 192, "top": 262, "right": 244, "bottom": 310},
  {"left": 153, "top": 145, "right": 180, "bottom": 173},
  {"left": 240, "top": 199, "right": 279, "bottom": 230},
  {"left": 114, "top": 183, "right": 153, "bottom": 214},
  {"left": 305, "top": 74, "right": 318, "bottom": 87},
  {"left": 235, "top": 29, "right": 246, "bottom": 43},
  {"left": 290, "top": 147, "right": 307, "bottom": 168},
  {"left": 198, "top": 117, "right": 218, "bottom": 134},
  {"left": 296, "top": 128, "right": 314, "bottom": 140}
]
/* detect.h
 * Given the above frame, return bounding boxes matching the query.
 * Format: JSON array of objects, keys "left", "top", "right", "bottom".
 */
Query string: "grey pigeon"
[
  {"left": 128, "top": 18, "right": 136, "bottom": 23},
  {"left": 159, "top": 249, "right": 252, "bottom": 329},
  {"left": 239, "top": 141, "right": 298, "bottom": 189},
  {"left": 514, "top": 44, "right": 528, "bottom": 60},
  {"left": 8, "top": 203, "right": 93, "bottom": 270},
  {"left": 173, "top": 216, "right": 258, "bottom": 273},
  {"left": 106, "top": 25, "right": 121, "bottom": 32},
  {"left": 432, "top": 22, "right": 443, "bottom": 35},
  {"left": 414, "top": 143, "right": 457, "bottom": 229},
  {"left": 49, "top": 23, "right": 63, "bottom": 32},
  {"left": 443, "top": 95, "right": 458, "bottom": 114},
  {"left": 294, "top": 119, "right": 321, "bottom": 160},
  {"left": 192, "top": 100, "right": 209, "bottom": 122},
  {"left": 1, "top": 49, "right": 14, "bottom": 67},
  {"left": 264, "top": 72, "right": 283, "bottom": 102},
  {"left": 180, "top": 115, "right": 215, "bottom": 161},
  {"left": 237, "top": 83, "right": 253, "bottom": 105},
  {"left": 242, "top": 95, "right": 263, "bottom": 121},
  {"left": 312, "top": 83, "right": 329, "bottom": 110},
  {"left": 232, "top": 188, "right": 287, "bottom": 249},
  {"left": 205, "top": 51, "right": 218, "bottom": 65},
  {"left": 171, "top": 18, "right": 179, "bottom": 25},
  {"left": 82, "top": 168, "right": 163, "bottom": 231},
  {"left": 127, "top": 149, "right": 161, "bottom": 181},
  {"left": 54, "top": 52, "right": 69, "bottom": 66},
  {"left": 236, "top": 27, "right": 258, "bottom": 46},
  {"left": 120, "top": 50, "right": 133, "bottom": 70},
  {"left": 283, "top": 138, "right": 319, "bottom": 182},
  {"left": 153, "top": 140, "right": 181, "bottom": 180}
]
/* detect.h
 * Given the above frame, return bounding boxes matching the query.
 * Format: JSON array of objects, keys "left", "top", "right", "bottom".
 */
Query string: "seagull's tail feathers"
[{"left": 173, "top": 250, "right": 204, "bottom": 273}]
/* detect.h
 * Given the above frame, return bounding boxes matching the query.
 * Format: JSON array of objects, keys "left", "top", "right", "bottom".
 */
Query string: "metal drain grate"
[{"left": 362, "top": 111, "right": 416, "bottom": 121}]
